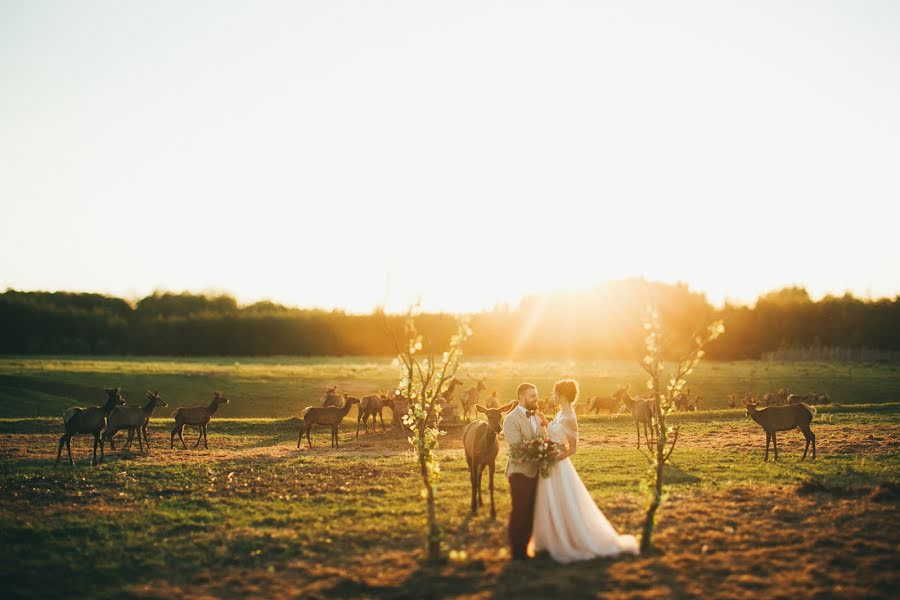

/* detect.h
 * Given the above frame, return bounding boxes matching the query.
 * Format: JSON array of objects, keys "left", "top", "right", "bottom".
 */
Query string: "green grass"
[
  {"left": 0, "top": 356, "right": 898, "bottom": 598},
  {"left": 1, "top": 355, "right": 898, "bottom": 418}
]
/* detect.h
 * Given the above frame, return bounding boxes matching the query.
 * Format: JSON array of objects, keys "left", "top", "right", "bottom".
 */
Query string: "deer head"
[
  {"left": 147, "top": 390, "right": 168, "bottom": 407},
  {"left": 105, "top": 387, "right": 126, "bottom": 407},
  {"left": 476, "top": 402, "right": 515, "bottom": 434}
]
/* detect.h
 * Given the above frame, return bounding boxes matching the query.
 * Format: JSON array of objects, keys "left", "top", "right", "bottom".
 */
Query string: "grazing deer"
[
  {"left": 463, "top": 402, "right": 515, "bottom": 519},
  {"left": 299, "top": 396, "right": 360, "bottom": 448},
  {"left": 789, "top": 392, "right": 818, "bottom": 405},
  {"left": 460, "top": 376, "right": 487, "bottom": 422},
  {"left": 321, "top": 386, "right": 343, "bottom": 408},
  {"left": 743, "top": 399, "right": 817, "bottom": 461},
  {"left": 105, "top": 390, "right": 168, "bottom": 453},
  {"left": 485, "top": 390, "right": 499, "bottom": 409},
  {"left": 170, "top": 392, "right": 230, "bottom": 449},
  {"left": 614, "top": 385, "right": 655, "bottom": 450},
  {"left": 673, "top": 387, "right": 698, "bottom": 411},
  {"left": 585, "top": 390, "right": 621, "bottom": 415},
  {"left": 356, "top": 393, "right": 390, "bottom": 435},
  {"left": 55, "top": 387, "right": 126, "bottom": 466}
]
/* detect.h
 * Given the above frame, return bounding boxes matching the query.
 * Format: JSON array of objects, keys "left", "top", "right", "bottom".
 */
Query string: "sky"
[{"left": 1, "top": 1, "right": 899, "bottom": 313}]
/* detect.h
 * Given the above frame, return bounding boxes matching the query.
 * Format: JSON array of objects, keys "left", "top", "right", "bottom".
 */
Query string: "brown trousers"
[{"left": 508, "top": 473, "right": 538, "bottom": 559}]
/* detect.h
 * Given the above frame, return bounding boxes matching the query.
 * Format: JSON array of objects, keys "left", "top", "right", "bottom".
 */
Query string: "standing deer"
[
  {"left": 321, "top": 386, "right": 344, "bottom": 408},
  {"left": 463, "top": 402, "right": 515, "bottom": 519},
  {"left": 298, "top": 396, "right": 360, "bottom": 448},
  {"left": 389, "top": 391, "right": 410, "bottom": 430},
  {"left": 356, "top": 393, "right": 390, "bottom": 435},
  {"left": 614, "top": 385, "right": 655, "bottom": 450},
  {"left": 105, "top": 390, "right": 168, "bottom": 453},
  {"left": 744, "top": 399, "right": 817, "bottom": 461},
  {"left": 460, "top": 376, "right": 487, "bottom": 422},
  {"left": 170, "top": 392, "right": 230, "bottom": 449},
  {"left": 55, "top": 387, "right": 126, "bottom": 466}
]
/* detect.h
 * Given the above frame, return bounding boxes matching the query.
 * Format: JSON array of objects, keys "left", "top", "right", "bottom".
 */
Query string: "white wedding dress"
[{"left": 528, "top": 406, "right": 639, "bottom": 562}]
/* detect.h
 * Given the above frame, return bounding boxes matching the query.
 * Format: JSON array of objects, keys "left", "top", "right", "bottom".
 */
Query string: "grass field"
[
  {"left": 1, "top": 355, "right": 899, "bottom": 419},
  {"left": 0, "top": 356, "right": 898, "bottom": 599}
]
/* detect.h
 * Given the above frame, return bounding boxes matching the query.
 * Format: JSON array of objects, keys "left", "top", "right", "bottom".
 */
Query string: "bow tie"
[{"left": 525, "top": 410, "right": 536, "bottom": 418}]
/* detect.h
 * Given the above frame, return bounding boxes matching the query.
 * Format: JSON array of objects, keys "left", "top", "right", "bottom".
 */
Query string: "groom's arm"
[{"left": 503, "top": 414, "right": 523, "bottom": 447}]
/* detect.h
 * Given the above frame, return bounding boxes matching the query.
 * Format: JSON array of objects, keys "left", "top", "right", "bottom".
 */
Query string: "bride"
[{"left": 528, "top": 379, "right": 639, "bottom": 562}]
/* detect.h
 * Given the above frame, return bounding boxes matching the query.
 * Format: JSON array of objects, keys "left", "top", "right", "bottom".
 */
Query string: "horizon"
[
  {"left": 3, "top": 278, "right": 895, "bottom": 316},
  {"left": 2, "top": 1, "right": 899, "bottom": 313}
]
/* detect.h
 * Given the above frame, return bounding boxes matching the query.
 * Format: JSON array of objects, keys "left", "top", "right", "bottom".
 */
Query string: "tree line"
[{"left": 1, "top": 280, "right": 898, "bottom": 360}]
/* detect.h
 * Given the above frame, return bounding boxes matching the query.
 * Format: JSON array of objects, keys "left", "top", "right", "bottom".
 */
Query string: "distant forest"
[{"left": 1, "top": 280, "right": 898, "bottom": 360}]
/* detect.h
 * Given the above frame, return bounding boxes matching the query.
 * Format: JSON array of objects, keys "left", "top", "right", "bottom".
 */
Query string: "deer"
[
  {"left": 55, "top": 387, "right": 126, "bottom": 466},
  {"left": 459, "top": 375, "right": 487, "bottom": 422},
  {"left": 728, "top": 394, "right": 737, "bottom": 409},
  {"left": 321, "top": 386, "right": 344, "bottom": 408},
  {"left": 485, "top": 390, "right": 499, "bottom": 409},
  {"left": 438, "top": 377, "right": 464, "bottom": 422},
  {"left": 673, "top": 387, "right": 698, "bottom": 411},
  {"left": 356, "top": 393, "right": 390, "bottom": 435},
  {"left": 789, "top": 392, "right": 819, "bottom": 405},
  {"left": 170, "top": 392, "right": 230, "bottom": 450},
  {"left": 743, "top": 398, "right": 816, "bottom": 461},
  {"left": 104, "top": 390, "right": 168, "bottom": 453},
  {"left": 389, "top": 390, "right": 411, "bottom": 430},
  {"left": 614, "top": 385, "right": 656, "bottom": 450},
  {"left": 298, "top": 396, "right": 360, "bottom": 448},
  {"left": 463, "top": 402, "right": 515, "bottom": 519},
  {"left": 585, "top": 390, "right": 621, "bottom": 415}
]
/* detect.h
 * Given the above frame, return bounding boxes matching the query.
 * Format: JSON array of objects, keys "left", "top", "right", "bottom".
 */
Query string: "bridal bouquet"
[{"left": 510, "top": 435, "right": 563, "bottom": 478}]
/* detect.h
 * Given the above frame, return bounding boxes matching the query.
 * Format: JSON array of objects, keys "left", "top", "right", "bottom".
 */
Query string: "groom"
[{"left": 503, "top": 382, "right": 544, "bottom": 560}]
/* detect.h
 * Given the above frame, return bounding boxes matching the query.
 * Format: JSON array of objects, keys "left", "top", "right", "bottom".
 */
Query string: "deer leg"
[
  {"left": 306, "top": 425, "right": 313, "bottom": 448},
  {"left": 333, "top": 424, "right": 339, "bottom": 449},
  {"left": 635, "top": 421, "right": 641, "bottom": 449},
  {"left": 772, "top": 431, "right": 778, "bottom": 461},
  {"left": 801, "top": 425, "right": 816, "bottom": 460},
  {"left": 92, "top": 434, "right": 98, "bottom": 466},
  {"left": 297, "top": 424, "right": 305, "bottom": 448},
  {"left": 66, "top": 436, "right": 74, "bottom": 465},
  {"left": 99, "top": 432, "right": 105, "bottom": 464},
  {"left": 203, "top": 424, "right": 209, "bottom": 449},
  {"left": 764, "top": 432, "right": 770, "bottom": 461},
  {"left": 477, "top": 464, "right": 485, "bottom": 507},
  {"left": 379, "top": 411, "right": 385, "bottom": 430},
  {"left": 135, "top": 428, "right": 143, "bottom": 452},
  {"left": 143, "top": 425, "right": 151, "bottom": 453},
  {"left": 179, "top": 425, "right": 187, "bottom": 449},
  {"left": 469, "top": 464, "right": 478, "bottom": 514},
  {"left": 810, "top": 428, "right": 816, "bottom": 459},
  {"left": 193, "top": 425, "right": 203, "bottom": 448},
  {"left": 55, "top": 434, "right": 67, "bottom": 466},
  {"left": 489, "top": 462, "right": 496, "bottom": 520}
]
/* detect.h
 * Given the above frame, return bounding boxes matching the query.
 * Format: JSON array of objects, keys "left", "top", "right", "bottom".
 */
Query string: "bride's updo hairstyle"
[{"left": 554, "top": 379, "right": 579, "bottom": 405}]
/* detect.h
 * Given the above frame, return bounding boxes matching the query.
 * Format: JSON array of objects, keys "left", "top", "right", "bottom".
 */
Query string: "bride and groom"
[{"left": 503, "top": 380, "right": 639, "bottom": 562}]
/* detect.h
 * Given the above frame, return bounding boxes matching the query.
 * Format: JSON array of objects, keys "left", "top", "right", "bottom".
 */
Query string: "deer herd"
[{"left": 51, "top": 377, "right": 825, "bottom": 466}]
